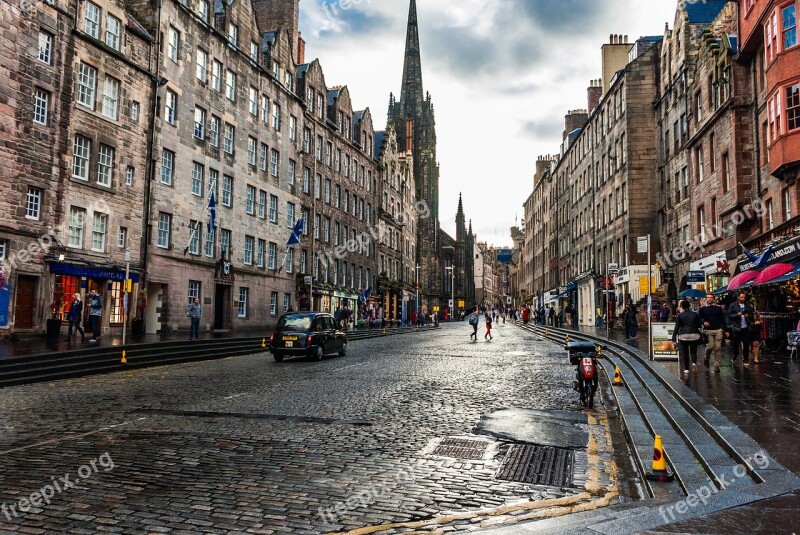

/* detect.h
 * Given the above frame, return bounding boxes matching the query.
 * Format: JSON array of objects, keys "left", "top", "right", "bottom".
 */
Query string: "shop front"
[
  {"left": 689, "top": 252, "right": 729, "bottom": 295},
  {"left": 613, "top": 265, "right": 659, "bottom": 308}
]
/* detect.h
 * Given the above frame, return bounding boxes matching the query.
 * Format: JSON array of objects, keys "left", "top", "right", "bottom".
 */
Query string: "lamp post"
[
  {"left": 415, "top": 263, "right": 420, "bottom": 321},
  {"left": 445, "top": 266, "right": 454, "bottom": 322},
  {"left": 122, "top": 249, "right": 130, "bottom": 346}
]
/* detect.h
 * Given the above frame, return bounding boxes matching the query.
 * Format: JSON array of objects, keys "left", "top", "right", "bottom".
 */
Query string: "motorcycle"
[{"left": 567, "top": 341, "right": 600, "bottom": 408}]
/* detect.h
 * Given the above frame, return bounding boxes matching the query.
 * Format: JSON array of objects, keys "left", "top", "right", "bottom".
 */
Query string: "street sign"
[
  {"left": 637, "top": 236, "right": 648, "bottom": 253},
  {"left": 304, "top": 276, "right": 312, "bottom": 285},
  {"left": 687, "top": 270, "right": 705, "bottom": 284},
  {"left": 639, "top": 277, "right": 656, "bottom": 294},
  {"left": 458, "top": 299, "right": 465, "bottom": 308},
  {"left": 448, "top": 299, "right": 453, "bottom": 307}
]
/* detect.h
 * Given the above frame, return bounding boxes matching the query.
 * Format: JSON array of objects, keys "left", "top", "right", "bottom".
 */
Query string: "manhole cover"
[
  {"left": 431, "top": 438, "right": 490, "bottom": 459},
  {"left": 496, "top": 444, "right": 574, "bottom": 487}
]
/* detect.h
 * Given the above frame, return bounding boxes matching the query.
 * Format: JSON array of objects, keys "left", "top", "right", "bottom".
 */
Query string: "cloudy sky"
[{"left": 299, "top": 0, "right": 679, "bottom": 247}]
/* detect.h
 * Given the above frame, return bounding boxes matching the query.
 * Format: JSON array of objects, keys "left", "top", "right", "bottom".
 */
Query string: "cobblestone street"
[{"left": 0, "top": 323, "right": 620, "bottom": 534}]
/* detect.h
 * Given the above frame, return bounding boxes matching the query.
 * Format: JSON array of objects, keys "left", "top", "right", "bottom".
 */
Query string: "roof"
[
  {"left": 296, "top": 63, "right": 310, "bottom": 79},
  {"left": 685, "top": 0, "right": 728, "bottom": 24},
  {"left": 126, "top": 14, "right": 153, "bottom": 41},
  {"left": 327, "top": 89, "right": 341, "bottom": 106},
  {"left": 639, "top": 35, "right": 663, "bottom": 42}
]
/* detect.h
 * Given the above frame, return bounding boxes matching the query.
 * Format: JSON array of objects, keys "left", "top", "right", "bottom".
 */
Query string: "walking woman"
[
  {"left": 66, "top": 293, "right": 85, "bottom": 341},
  {"left": 484, "top": 310, "right": 493, "bottom": 340},
  {"left": 672, "top": 300, "right": 702, "bottom": 378},
  {"left": 749, "top": 310, "right": 763, "bottom": 363}
]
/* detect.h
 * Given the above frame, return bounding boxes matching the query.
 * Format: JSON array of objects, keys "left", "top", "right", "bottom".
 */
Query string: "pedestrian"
[
  {"left": 595, "top": 306, "right": 603, "bottom": 328},
  {"left": 522, "top": 306, "right": 530, "bottom": 325},
  {"left": 726, "top": 292, "right": 754, "bottom": 366},
  {"left": 623, "top": 304, "right": 638, "bottom": 341},
  {"left": 673, "top": 300, "right": 702, "bottom": 378},
  {"left": 468, "top": 309, "right": 479, "bottom": 340},
  {"left": 187, "top": 297, "right": 202, "bottom": 340},
  {"left": 698, "top": 294, "right": 725, "bottom": 373},
  {"left": 484, "top": 310, "right": 493, "bottom": 340},
  {"left": 87, "top": 289, "right": 103, "bottom": 342},
  {"left": 548, "top": 306, "right": 555, "bottom": 326},
  {"left": 659, "top": 303, "right": 670, "bottom": 323},
  {"left": 749, "top": 310, "right": 763, "bottom": 364},
  {"left": 66, "top": 292, "right": 85, "bottom": 341}
]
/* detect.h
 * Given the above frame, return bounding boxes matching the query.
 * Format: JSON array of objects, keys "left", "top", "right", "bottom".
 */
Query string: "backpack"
[{"left": 469, "top": 315, "right": 478, "bottom": 326}]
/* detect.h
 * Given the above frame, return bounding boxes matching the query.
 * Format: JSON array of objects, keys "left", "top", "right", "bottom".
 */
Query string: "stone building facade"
[{"left": 0, "top": 0, "right": 153, "bottom": 336}]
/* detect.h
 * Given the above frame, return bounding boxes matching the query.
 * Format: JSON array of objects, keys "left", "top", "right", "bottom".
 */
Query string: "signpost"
[{"left": 638, "top": 236, "right": 652, "bottom": 360}]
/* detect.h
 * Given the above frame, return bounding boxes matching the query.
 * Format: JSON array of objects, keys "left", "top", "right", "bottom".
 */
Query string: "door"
[
  {"left": 214, "top": 285, "right": 229, "bottom": 330},
  {"left": 326, "top": 316, "right": 342, "bottom": 351},
  {"left": 14, "top": 276, "right": 37, "bottom": 329}
]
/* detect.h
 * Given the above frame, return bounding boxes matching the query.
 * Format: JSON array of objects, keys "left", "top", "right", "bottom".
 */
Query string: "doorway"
[
  {"left": 214, "top": 284, "right": 230, "bottom": 330},
  {"left": 14, "top": 276, "right": 37, "bottom": 329}
]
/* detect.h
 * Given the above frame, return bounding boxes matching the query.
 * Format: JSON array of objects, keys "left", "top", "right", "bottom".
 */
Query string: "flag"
[
  {"left": 207, "top": 190, "right": 217, "bottom": 234},
  {"left": 740, "top": 242, "right": 774, "bottom": 269},
  {"left": 287, "top": 219, "right": 304, "bottom": 246}
]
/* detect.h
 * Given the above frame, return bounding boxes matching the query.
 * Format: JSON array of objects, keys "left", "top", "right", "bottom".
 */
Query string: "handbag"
[{"left": 677, "top": 333, "right": 701, "bottom": 342}]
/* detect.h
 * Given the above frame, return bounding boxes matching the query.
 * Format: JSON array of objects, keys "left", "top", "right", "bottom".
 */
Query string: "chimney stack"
[
  {"left": 587, "top": 79, "right": 602, "bottom": 113},
  {"left": 563, "top": 109, "right": 588, "bottom": 140}
]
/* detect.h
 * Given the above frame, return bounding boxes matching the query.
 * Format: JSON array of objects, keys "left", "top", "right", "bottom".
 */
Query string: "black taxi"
[{"left": 269, "top": 312, "right": 347, "bottom": 362}]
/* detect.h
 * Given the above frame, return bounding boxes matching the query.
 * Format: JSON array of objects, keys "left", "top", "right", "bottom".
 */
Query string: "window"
[
  {"left": 698, "top": 206, "right": 706, "bottom": 242},
  {"left": 258, "top": 190, "right": 266, "bottom": 218},
  {"left": 196, "top": 49, "right": 207, "bottom": 82},
  {"left": 270, "top": 149, "right": 279, "bottom": 177},
  {"left": 76, "top": 62, "right": 97, "bottom": 109},
  {"left": 270, "top": 292, "right": 278, "bottom": 315},
  {"left": 105, "top": 14, "right": 120, "bottom": 50},
  {"left": 315, "top": 173, "right": 321, "bottom": 199},
  {"left": 191, "top": 162, "right": 204, "bottom": 197},
  {"left": 250, "top": 41, "right": 258, "bottom": 62},
  {"left": 96, "top": 144, "right": 114, "bottom": 187},
  {"left": 25, "top": 187, "right": 42, "bottom": 220},
  {"left": 225, "top": 70, "right": 236, "bottom": 101},
  {"left": 257, "top": 238, "right": 266, "bottom": 267},
  {"left": 118, "top": 226, "right": 127, "bottom": 248},
  {"left": 168, "top": 27, "right": 180, "bottom": 62},
  {"left": 125, "top": 166, "right": 134, "bottom": 186},
  {"left": 246, "top": 185, "right": 256, "bottom": 215},
  {"left": 767, "top": 199, "right": 775, "bottom": 229},
  {"left": 269, "top": 194, "right": 278, "bottom": 223},
  {"left": 222, "top": 175, "right": 233, "bottom": 206},
  {"left": 784, "top": 3, "right": 797, "bottom": 49},
  {"left": 324, "top": 179, "right": 332, "bottom": 204},
  {"left": 227, "top": 23, "right": 238, "bottom": 47},
  {"left": 38, "top": 31, "right": 52, "bottom": 64},
  {"left": 33, "top": 88, "right": 49, "bottom": 125},
  {"left": 259, "top": 143, "right": 267, "bottom": 171},
  {"left": 198, "top": 0, "right": 209, "bottom": 22},
  {"left": 68, "top": 207, "right": 86, "bottom": 247},
  {"left": 220, "top": 228, "right": 231, "bottom": 260},
  {"left": 249, "top": 87, "right": 258, "bottom": 116},
  {"left": 722, "top": 151, "right": 730, "bottom": 193},
  {"left": 301, "top": 208, "right": 309, "bottom": 235},
  {"left": 302, "top": 167, "right": 310, "bottom": 194},
  {"left": 130, "top": 101, "right": 140, "bottom": 123},
  {"left": 160, "top": 148, "right": 174, "bottom": 185},
  {"left": 223, "top": 123, "right": 234, "bottom": 154},
  {"left": 272, "top": 103, "right": 281, "bottom": 130},
  {"left": 785, "top": 189, "right": 793, "bottom": 220},
  {"left": 157, "top": 212, "right": 171, "bottom": 248},
  {"left": 335, "top": 149, "right": 341, "bottom": 172},
  {"left": 237, "top": 287, "right": 248, "bottom": 318},
  {"left": 323, "top": 217, "right": 330, "bottom": 242},
  {"left": 314, "top": 213, "right": 320, "bottom": 239},
  {"left": 267, "top": 241, "right": 278, "bottom": 270},
  {"left": 261, "top": 95, "right": 269, "bottom": 123},
  {"left": 194, "top": 107, "right": 206, "bottom": 139},
  {"left": 247, "top": 137, "right": 257, "bottom": 166},
  {"left": 315, "top": 136, "right": 323, "bottom": 160},
  {"left": 301, "top": 249, "right": 307, "bottom": 273},
  {"left": 709, "top": 133, "right": 716, "bottom": 173},
  {"left": 188, "top": 281, "right": 201, "bottom": 304},
  {"left": 84, "top": 2, "right": 100, "bottom": 38},
  {"left": 72, "top": 135, "right": 91, "bottom": 180},
  {"left": 209, "top": 115, "right": 220, "bottom": 147},
  {"left": 205, "top": 222, "right": 215, "bottom": 257},
  {"left": 286, "top": 249, "right": 294, "bottom": 274},
  {"left": 289, "top": 116, "right": 297, "bottom": 141},
  {"left": 288, "top": 159, "right": 296, "bottom": 185},
  {"left": 335, "top": 185, "right": 341, "bottom": 208},
  {"left": 287, "top": 202, "right": 295, "bottom": 228},
  {"left": 325, "top": 142, "right": 332, "bottom": 166},
  {"left": 788, "top": 83, "right": 800, "bottom": 131},
  {"left": 696, "top": 146, "right": 704, "bottom": 183},
  {"left": 211, "top": 60, "right": 222, "bottom": 92},
  {"left": 303, "top": 127, "right": 311, "bottom": 152},
  {"left": 92, "top": 213, "right": 107, "bottom": 251},
  {"left": 283, "top": 294, "right": 291, "bottom": 313},
  {"left": 164, "top": 89, "right": 177, "bottom": 124},
  {"left": 244, "top": 235, "right": 254, "bottom": 265},
  {"left": 694, "top": 90, "right": 702, "bottom": 122}
]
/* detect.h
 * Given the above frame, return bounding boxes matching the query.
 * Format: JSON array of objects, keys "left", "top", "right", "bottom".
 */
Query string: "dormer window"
[
  {"left": 227, "top": 23, "right": 238, "bottom": 47},
  {"left": 198, "top": 0, "right": 208, "bottom": 23},
  {"left": 250, "top": 42, "right": 258, "bottom": 62}
]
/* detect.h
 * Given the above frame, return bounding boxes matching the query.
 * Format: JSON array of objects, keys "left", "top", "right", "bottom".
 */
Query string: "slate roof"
[
  {"left": 685, "top": 0, "right": 728, "bottom": 24},
  {"left": 327, "top": 88, "right": 342, "bottom": 106},
  {"left": 296, "top": 63, "right": 310, "bottom": 79}
]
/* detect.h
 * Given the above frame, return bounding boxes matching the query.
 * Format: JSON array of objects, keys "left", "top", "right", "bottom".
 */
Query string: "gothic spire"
[
  {"left": 456, "top": 193, "right": 465, "bottom": 243},
  {"left": 399, "top": 0, "right": 424, "bottom": 111}
]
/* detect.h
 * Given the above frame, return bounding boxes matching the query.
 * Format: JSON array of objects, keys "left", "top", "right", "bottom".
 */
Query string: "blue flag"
[
  {"left": 287, "top": 219, "right": 304, "bottom": 246},
  {"left": 207, "top": 190, "right": 216, "bottom": 234},
  {"left": 740, "top": 242, "right": 774, "bottom": 269}
]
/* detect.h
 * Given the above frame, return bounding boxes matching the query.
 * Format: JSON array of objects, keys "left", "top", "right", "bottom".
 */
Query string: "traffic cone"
[
  {"left": 565, "top": 335, "right": 571, "bottom": 344},
  {"left": 645, "top": 435, "right": 674, "bottom": 482},
  {"left": 120, "top": 350, "right": 127, "bottom": 365},
  {"left": 262, "top": 338, "right": 266, "bottom": 348},
  {"left": 545, "top": 329, "right": 549, "bottom": 336},
  {"left": 613, "top": 366, "right": 624, "bottom": 386}
]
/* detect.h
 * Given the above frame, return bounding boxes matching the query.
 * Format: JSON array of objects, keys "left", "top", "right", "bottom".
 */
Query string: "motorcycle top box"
[{"left": 565, "top": 341, "right": 599, "bottom": 365}]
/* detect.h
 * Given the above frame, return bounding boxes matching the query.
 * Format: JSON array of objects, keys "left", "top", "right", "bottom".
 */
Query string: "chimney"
[
  {"left": 563, "top": 109, "right": 588, "bottom": 140},
  {"left": 252, "top": 0, "right": 300, "bottom": 62},
  {"left": 587, "top": 79, "right": 602, "bottom": 113},
  {"left": 297, "top": 31, "right": 306, "bottom": 64},
  {"left": 601, "top": 33, "right": 634, "bottom": 95}
]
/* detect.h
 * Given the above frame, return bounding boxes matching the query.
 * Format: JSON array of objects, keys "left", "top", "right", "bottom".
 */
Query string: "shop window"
[
  {"left": 54, "top": 275, "right": 80, "bottom": 320},
  {"left": 109, "top": 281, "right": 123, "bottom": 324}
]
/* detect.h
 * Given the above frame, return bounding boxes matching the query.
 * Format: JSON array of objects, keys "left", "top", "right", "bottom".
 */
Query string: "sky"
[{"left": 299, "top": 0, "right": 680, "bottom": 247}]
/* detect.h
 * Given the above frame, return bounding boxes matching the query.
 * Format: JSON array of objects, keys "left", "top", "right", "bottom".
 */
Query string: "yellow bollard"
[
  {"left": 262, "top": 338, "right": 266, "bottom": 348},
  {"left": 120, "top": 350, "right": 127, "bottom": 365}
]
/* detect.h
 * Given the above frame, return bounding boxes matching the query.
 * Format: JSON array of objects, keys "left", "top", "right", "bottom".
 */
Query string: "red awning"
[
  {"left": 728, "top": 270, "right": 759, "bottom": 291},
  {"left": 753, "top": 263, "right": 796, "bottom": 286}
]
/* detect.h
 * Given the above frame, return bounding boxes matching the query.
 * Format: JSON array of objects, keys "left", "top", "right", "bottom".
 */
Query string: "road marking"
[{"left": 0, "top": 420, "right": 137, "bottom": 456}]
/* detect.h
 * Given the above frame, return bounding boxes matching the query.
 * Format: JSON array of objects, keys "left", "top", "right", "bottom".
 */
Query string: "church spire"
[
  {"left": 456, "top": 193, "right": 465, "bottom": 243},
  {"left": 399, "top": 0, "right": 424, "bottom": 112}
]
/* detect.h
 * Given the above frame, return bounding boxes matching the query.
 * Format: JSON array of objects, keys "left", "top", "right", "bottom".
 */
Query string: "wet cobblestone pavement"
[{"left": 0, "top": 323, "right": 620, "bottom": 534}]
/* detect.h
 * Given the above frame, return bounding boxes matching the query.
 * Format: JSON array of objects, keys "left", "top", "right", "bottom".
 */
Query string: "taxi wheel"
[
  {"left": 273, "top": 353, "right": 284, "bottom": 363},
  {"left": 315, "top": 345, "right": 325, "bottom": 361},
  {"left": 339, "top": 341, "right": 347, "bottom": 356}
]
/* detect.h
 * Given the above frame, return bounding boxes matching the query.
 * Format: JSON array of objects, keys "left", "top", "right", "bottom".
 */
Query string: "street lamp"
[
  {"left": 445, "top": 266, "right": 454, "bottom": 322},
  {"left": 415, "top": 263, "right": 420, "bottom": 322}
]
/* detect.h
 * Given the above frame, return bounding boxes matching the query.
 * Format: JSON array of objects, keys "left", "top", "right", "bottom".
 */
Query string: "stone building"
[
  {"left": 375, "top": 124, "right": 417, "bottom": 323},
  {"left": 0, "top": 0, "right": 153, "bottom": 336}
]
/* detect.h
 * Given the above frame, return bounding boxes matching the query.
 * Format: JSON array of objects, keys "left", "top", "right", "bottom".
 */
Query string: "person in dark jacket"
[
  {"left": 672, "top": 300, "right": 702, "bottom": 378},
  {"left": 66, "top": 292, "right": 85, "bottom": 341},
  {"left": 726, "top": 292, "right": 755, "bottom": 366},
  {"left": 623, "top": 304, "right": 638, "bottom": 341},
  {"left": 699, "top": 294, "right": 726, "bottom": 372}
]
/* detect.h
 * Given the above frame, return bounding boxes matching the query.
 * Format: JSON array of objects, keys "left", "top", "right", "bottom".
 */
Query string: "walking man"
[
  {"left": 468, "top": 309, "right": 479, "bottom": 340},
  {"left": 699, "top": 294, "right": 725, "bottom": 372},
  {"left": 187, "top": 297, "right": 202, "bottom": 340},
  {"left": 87, "top": 289, "right": 103, "bottom": 342},
  {"left": 727, "top": 292, "right": 754, "bottom": 366}
]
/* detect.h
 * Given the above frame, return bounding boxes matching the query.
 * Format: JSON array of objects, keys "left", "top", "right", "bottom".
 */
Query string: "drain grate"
[
  {"left": 496, "top": 444, "right": 574, "bottom": 487},
  {"left": 431, "top": 438, "right": 490, "bottom": 460}
]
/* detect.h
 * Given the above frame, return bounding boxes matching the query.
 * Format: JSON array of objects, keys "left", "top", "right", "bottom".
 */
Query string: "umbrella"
[
  {"left": 728, "top": 270, "right": 759, "bottom": 291},
  {"left": 678, "top": 288, "right": 707, "bottom": 299},
  {"left": 752, "top": 262, "right": 795, "bottom": 286}
]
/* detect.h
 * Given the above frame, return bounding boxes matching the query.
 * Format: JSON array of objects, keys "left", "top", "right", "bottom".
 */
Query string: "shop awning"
[
  {"left": 712, "top": 285, "right": 729, "bottom": 295},
  {"left": 49, "top": 262, "right": 141, "bottom": 282},
  {"left": 753, "top": 262, "right": 800, "bottom": 287},
  {"left": 727, "top": 270, "right": 759, "bottom": 291}
]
